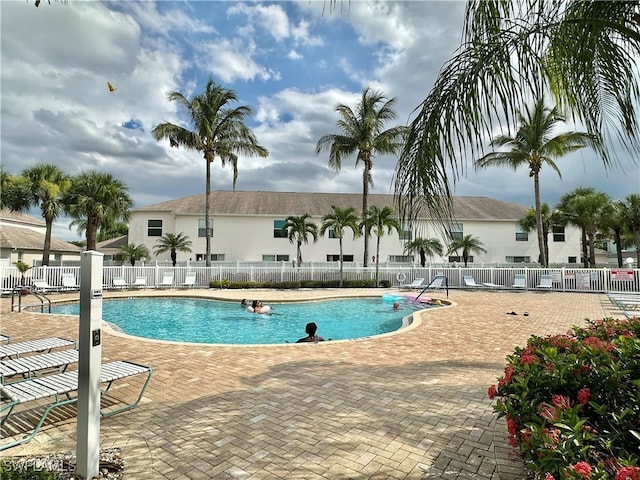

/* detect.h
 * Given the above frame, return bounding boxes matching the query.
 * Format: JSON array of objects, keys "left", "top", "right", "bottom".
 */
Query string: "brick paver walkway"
[{"left": 0, "top": 288, "right": 624, "bottom": 479}]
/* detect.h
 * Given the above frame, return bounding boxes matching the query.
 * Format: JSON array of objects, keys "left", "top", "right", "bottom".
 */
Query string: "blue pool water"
[{"left": 50, "top": 297, "right": 414, "bottom": 345}]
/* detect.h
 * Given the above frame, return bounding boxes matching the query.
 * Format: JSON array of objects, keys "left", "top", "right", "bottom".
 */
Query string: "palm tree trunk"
[
  {"left": 43, "top": 218, "right": 53, "bottom": 266},
  {"left": 87, "top": 216, "right": 98, "bottom": 251},
  {"left": 588, "top": 232, "right": 596, "bottom": 267},
  {"left": 362, "top": 162, "right": 370, "bottom": 267},
  {"left": 614, "top": 229, "right": 623, "bottom": 268},
  {"left": 339, "top": 237, "right": 344, "bottom": 287},
  {"left": 533, "top": 173, "right": 547, "bottom": 267},
  {"left": 297, "top": 241, "right": 302, "bottom": 265},
  {"left": 375, "top": 235, "right": 381, "bottom": 286},
  {"left": 581, "top": 229, "right": 589, "bottom": 267},
  {"left": 205, "top": 158, "right": 212, "bottom": 267}
]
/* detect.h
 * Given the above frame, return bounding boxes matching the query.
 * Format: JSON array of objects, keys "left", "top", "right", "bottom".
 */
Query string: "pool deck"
[{"left": 0, "top": 288, "right": 626, "bottom": 479}]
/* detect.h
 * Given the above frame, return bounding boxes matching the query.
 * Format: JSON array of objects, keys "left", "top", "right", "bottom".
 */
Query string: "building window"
[
  {"left": 198, "top": 219, "right": 213, "bottom": 238},
  {"left": 515, "top": 226, "right": 528, "bottom": 241},
  {"left": 274, "top": 220, "right": 287, "bottom": 238},
  {"left": 568, "top": 256, "right": 577, "bottom": 263},
  {"left": 389, "top": 255, "right": 412, "bottom": 263},
  {"left": 450, "top": 223, "right": 463, "bottom": 241},
  {"left": 195, "top": 254, "right": 225, "bottom": 261},
  {"left": 327, "top": 254, "right": 354, "bottom": 262},
  {"left": 262, "top": 254, "right": 290, "bottom": 262},
  {"left": 399, "top": 223, "right": 412, "bottom": 241},
  {"left": 147, "top": 219, "right": 162, "bottom": 237},
  {"left": 328, "top": 229, "right": 338, "bottom": 239},
  {"left": 506, "top": 256, "right": 530, "bottom": 263},
  {"left": 448, "top": 255, "right": 473, "bottom": 263},
  {"left": 552, "top": 226, "right": 565, "bottom": 242}
]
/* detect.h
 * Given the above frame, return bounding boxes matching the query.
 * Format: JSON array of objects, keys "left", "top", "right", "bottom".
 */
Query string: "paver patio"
[{"left": 0, "top": 288, "right": 625, "bottom": 479}]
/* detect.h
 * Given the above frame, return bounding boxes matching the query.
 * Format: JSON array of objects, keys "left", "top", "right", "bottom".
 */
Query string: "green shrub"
[
  {"left": 488, "top": 317, "right": 640, "bottom": 480},
  {"left": 0, "top": 461, "right": 57, "bottom": 480}
]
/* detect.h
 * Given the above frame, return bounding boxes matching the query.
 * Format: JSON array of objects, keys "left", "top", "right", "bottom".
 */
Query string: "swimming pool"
[{"left": 50, "top": 297, "right": 415, "bottom": 345}]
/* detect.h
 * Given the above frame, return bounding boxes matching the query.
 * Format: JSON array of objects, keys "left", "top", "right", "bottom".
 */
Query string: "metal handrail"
[{"left": 10, "top": 286, "right": 52, "bottom": 313}]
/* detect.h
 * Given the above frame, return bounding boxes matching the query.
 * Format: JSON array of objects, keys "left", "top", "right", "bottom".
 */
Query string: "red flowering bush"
[{"left": 488, "top": 317, "right": 640, "bottom": 479}]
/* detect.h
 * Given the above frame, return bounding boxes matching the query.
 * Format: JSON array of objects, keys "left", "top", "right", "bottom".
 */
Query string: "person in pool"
[
  {"left": 240, "top": 299, "right": 250, "bottom": 308},
  {"left": 296, "top": 322, "right": 325, "bottom": 343},
  {"left": 249, "top": 300, "right": 271, "bottom": 314}
]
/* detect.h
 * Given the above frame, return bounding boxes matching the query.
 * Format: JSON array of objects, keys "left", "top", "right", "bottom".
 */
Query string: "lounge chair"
[
  {"left": 61, "top": 273, "right": 80, "bottom": 291},
  {"left": 132, "top": 276, "right": 147, "bottom": 289},
  {"left": 1, "top": 349, "right": 79, "bottom": 384},
  {"left": 111, "top": 277, "right": 128, "bottom": 290},
  {"left": 426, "top": 275, "right": 445, "bottom": 289},
  {"left": 463, "top": 275, "right": 482, "bottom": 288},
  {"left": 536, "top": 274, "right": 553, "bottom": 290},
  {"left": 0, "top": 335, "right": 10, "bottom": 345},
  {"left": 157, "top": 272, "right": 174, "bottom": 288},
  {"left": 32, "top": 279, "right": 60, "bottom": 294},
  {"left": 180, "top": 272, "right": 197, "bottom": 288},
  {"left": 512, "top": 274, "right": 527, "bottom": 290},
  {"left": 482, "top": 281, "right": 505, "bottom": 289},
  {"left": 400, "top": 278, "right": 425, "bottom": 290},
  {"left": 0, "top": 360, "right": 152, "bottom": 451},
  {"left": 0, "top": 337, "right": 76, "bottom": 360}
]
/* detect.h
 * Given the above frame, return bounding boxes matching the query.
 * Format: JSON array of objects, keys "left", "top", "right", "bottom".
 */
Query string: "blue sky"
[{"left": 1, "top": 1, "right": 638, "bottom": 241}]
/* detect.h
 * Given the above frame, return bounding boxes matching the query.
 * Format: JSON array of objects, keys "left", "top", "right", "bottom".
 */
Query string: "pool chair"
[
  {"left": 32, "top": 279, "right": 60, "bottom": 294},
  {"left": 512, "top": 274, "right": 527, "bottom": 290},
  {"left": 61, "top": 273, "right": 80, "bottom": 291},
  {"left": 0, "top": 335, "right": 10, "bottom": 345},
  {"left": 180, "top": 272, "right": 197, "bottom": 289},
  {"left": 111, "top": 277, "right": 128, "bottom": 290},
  {"left": 157, "top": 272, "right": 174, "bottom": 289},
  {"left": 0, "top": 337, "right": 76, "bottom": 361},
  {"left": 132, "top": 276, "right": 147, "bottom": 289},
  {"left": 0, "top": 359, "right": 152, "bottom": 451},
  {"left": 463, "top": 275, "right": 482, "bottom": 288},
  {"left": 536, "top": 274, "right": 553, "bottom": 290},
  {"left": 400, "top": 278, "right": 425, "bottom": 290},
  {"left": 1, "top": 349, "right": 79, "bottom": 384}
]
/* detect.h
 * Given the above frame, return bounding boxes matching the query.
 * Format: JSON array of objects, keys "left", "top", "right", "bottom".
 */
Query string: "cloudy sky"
[{"left": 2, "top": 0, "right": 638, "bottom": 241}]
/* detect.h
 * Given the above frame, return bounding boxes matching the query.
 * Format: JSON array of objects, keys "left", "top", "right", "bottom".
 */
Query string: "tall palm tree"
[
  {"left": 320, "top": 205, "right": 361, "bottom": 287},
  {"left": 403, "top": 237, "right": 444, "bottom": 268},
  {"left": 597, "top": 200, "right": 631, "bottom": 268},
  {"left": 116, "top": 243, "right": 151, "bottom": 267},
  {"left": 316, "top": 87, "right": 408, "bottom": 267},
  {"left": 152, "top": 78, "right": 268, "bottom": 267},
  {"left": 6, "top": 164, "right": 71, "bottom": 266},
  {"left": 282, "top": 214, "right": 318, "bottom": 266},
  {"left": 620, "top": 193, "right": 640, "bottom": 265},
  {"left": 447, "top": 234, "right": 487, "bottom": 268},
  {"left": 360, "top": 206, "right": 400, "bottom": 287},
  {"left": 153, "top": 233, "right": 193, "bottom": 267},
  {"left": 557, "top": 187, "right": 610, "bottom": 267},
  {"left": 474, "top": 99, "right": 592, "bottom": 267},
  {"left": 395, "top": 1, "right": 639, "bottom": 229},
  {"left": 518, "top": 203, "right": 563, "bottom": 266},
  {"left": 65, "top": 171, "right": 133, "bottom": 252}
]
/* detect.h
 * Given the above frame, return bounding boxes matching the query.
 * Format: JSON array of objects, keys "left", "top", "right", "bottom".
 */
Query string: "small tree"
[
  {"left": 153, "top": 233, "right": 193, "bottom": 267},
  {"left": 116, "top": 243, "right": 151, "bottom": 266},
  {"left": 14, "top": 261, "right": 31, "bottom": 286},
  {"left": 282, "top": 214, "right": 319, "bottom": 266},
  {"left": 403, "top": 237, "right": 444, "bottom": 267},
  {"left": 361, "top": 206, "right": 400, "bottom": 286},
  {"left": 447, "top": 234, "right": 487, "bottom": 267},
  {"left": 320, "top": 206, "right": 361, "bottom": 287}
]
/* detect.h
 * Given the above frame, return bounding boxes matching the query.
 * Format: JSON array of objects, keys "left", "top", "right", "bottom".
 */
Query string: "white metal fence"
[{"left": 1, "top": 264, "right": 638, "bottom": 294}]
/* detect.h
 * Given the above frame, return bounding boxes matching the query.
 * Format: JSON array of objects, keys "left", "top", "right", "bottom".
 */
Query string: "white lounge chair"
[
  {"left": 0, "top": 359, "right": 152, "bottom": 451},
  {"left": 400, "top": 278, "right": 424, "bottom": 290},
  {"left": 512, "top": 274, "right": 527, "bottom": 289},
  {"left": 180, "top": 272, "right": 197, "bottom": 288},
  {"left": 0, "top": 335, "right": 10, "bottom": 344},
  {"left": 0, "top": 337, "right": 75, "bottom": 360},
  {"left": 482, "top": 282, "right": 505, "bottom": 289},
  {"left": 61, "top": 273, "right": 80, "bottom": 291},
  {"left": 132, "top": 277, "right": 147, "bottom": 289},
  {"left": 111, "top": 277, "right": 128, "bottom": 290},
  {"left": 536, "top": 274, "right": 553, "bottom": 290},
  {"left": 32, "top": 279, "right": 60, "bottom": 294},
  {"left": 157, "top": 272, "right": 174, "bottom": 288},
  {"left": 463, "top": 275, "right": 482, "bottom": 288},
  {"left": 1, "top": 349, "right": 79, "bottom": 384},
  {"left": 426, "top": 276, "right": 445, "bottom": 289}
]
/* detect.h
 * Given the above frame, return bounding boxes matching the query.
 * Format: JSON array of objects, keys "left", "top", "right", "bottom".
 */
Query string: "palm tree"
[
  {"left": 447, "top": 234, "right": 486, "bottom": 268},
  {"left": 403, "top": 237, "right": 444, "bottom": 268},
  {"left": 282, "top": 214, "right": 318, "bottom": 266},
  {"left": 316, "top": 87, "right": 408, "bottom": 267},
  {"left": 153, "top": 233, "right": 193, "bottom": 267},
  {"left": 474, "top": 99, "right": 592, "bottom": 267},
  {"left": 517, "top": 204, "right": 563, "bottom": 266},
  {"left": 6, "top": 164, "right": 71, "bottom": 266},
  {"left": 395, "top": 1, "right": 639, "bottom": 230},
  {"left": 116, "top": 243, "right": 151, "bottom": 267},
  {"left": 152, "top": 78, "right": 268, "bottom": 267},
  {"left": 360, "top": 206, "right": 400, "bottom": 287},
  {"left": 64, "top": 171, "right": 133, "bottom": 251},
  {"left": 557, "top": 187, "right": 610, "bottom": 267},
  {"left": 620, "top": 193, "right": 640, "bottom": 265},
  {"left": 597, "top": 200, "right": 631, "bottom": 268},
  {"left": 320, "top": 206, "right": 361, "bottom": 287}
]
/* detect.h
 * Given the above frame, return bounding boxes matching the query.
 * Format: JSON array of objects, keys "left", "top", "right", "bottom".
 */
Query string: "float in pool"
[{"left": 49, "top": 297, "right": 438, "bottom": 345}]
